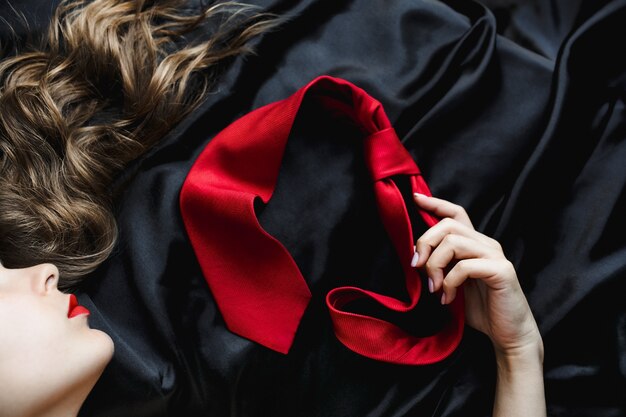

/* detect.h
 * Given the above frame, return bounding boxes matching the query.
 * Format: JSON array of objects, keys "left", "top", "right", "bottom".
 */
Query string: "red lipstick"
[{"left": 68, "top": 294, "right": 90, "bottom": 318}]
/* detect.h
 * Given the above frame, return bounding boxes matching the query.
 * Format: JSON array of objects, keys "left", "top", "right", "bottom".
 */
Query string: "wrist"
[
  {"left": 493, "top": 336, "right": 547, "bottom": 417},
  {"left": 495, "top": 337, "right": 544, "bottom": 374}
]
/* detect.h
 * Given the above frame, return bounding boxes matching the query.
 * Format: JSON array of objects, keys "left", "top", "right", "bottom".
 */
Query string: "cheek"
[{"left": 0, "top": 306, "right": 66, "bottom": 362}]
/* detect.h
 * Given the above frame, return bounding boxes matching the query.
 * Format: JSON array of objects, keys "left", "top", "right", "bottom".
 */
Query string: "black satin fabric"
[{"left": 2, "top": 0, "right": 625, "bottom": 416}]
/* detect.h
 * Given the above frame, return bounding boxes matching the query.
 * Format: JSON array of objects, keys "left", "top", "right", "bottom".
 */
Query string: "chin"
[
  {"left": 87, "top": 328, "right": 115, "bottom": 373},
  {"left": 96, "top": 329, "right": 115, "bottom": 363}
]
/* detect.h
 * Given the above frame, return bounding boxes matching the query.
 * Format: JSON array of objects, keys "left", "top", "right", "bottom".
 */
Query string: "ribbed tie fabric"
[{"left": 179, "top": 75, "right": 465, "bottom": 365}]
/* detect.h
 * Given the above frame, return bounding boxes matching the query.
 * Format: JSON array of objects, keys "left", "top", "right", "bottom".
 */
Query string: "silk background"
[{"left": 1, "top": 0, "right": 624, "bottom": 416}]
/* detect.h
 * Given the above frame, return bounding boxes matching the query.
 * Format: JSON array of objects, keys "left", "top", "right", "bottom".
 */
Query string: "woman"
[
  {"left": 0, "top": 261, "right": 113, "bottom": 417},
  {"left": 0, "top": 0, "right": 284, "bottom": 415},
  {"left": 0, "top": 194, "right": 545, "bottom": 416},
  {"left": 0, "top": 0, "right": 545, "bottom": 416}
]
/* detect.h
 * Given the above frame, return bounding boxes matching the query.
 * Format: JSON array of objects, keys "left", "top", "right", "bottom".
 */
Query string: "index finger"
[{"left": 413, "top": 193, "right": 473, "bottom": 229}]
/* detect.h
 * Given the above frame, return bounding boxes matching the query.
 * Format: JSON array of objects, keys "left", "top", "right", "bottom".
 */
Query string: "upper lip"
[
  {"left": 67, "top": 294, "right": 90, "bottom": 318},
  {"left": 68, "top": 294, "right": 78, "bottom": 317}
]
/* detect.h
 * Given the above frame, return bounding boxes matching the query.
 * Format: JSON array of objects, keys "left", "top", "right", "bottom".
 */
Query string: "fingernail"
[
  {"left": 411, "top": 251, "right": 419, "bottom": 267},
  {"left": 441, "top": 293, "right": 447, "bottom": 305},
  {"left": 413, "top": 192, "right": 425, "bottom": 198},
  {"left": 428, "top": 277, "right": 434, "bottom": 293}
]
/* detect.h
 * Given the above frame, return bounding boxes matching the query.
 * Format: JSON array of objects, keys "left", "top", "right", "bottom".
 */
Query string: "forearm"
[{"left": 493, "top": 342, "right": 546, "bottom": 417}]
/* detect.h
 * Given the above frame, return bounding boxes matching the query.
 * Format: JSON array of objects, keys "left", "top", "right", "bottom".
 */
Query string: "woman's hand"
[
  {"left": 411, "top": 193, "right": 543, "bottom": 359},
  {"left": 410, "top": 193, "right": 546, "bottom": 417}
]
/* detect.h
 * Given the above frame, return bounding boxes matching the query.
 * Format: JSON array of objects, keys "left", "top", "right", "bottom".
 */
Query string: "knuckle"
[
  {"left": 439, "top": 217, "right": 455, "bottom": 229},
  {"left": 425, "top": 259, "right": 435, "bottom": 272},
  {"left": 499, "top": 259, "right": 516, "bottom": 277},
  {"left": 425, "top": 259, "right": 442, "bottom": 274},
  {"left": 441, "top": 233, "right": 459, "bottom": 247},
  {"left": 488, "top": 237, "right": 503, "bottom": 251},
  {"left": 439, "top": 217, "right": 452, "bottom": 225},
  {"left": 454, "top": 259, "right": 468, "bottom": 273},
  {"left": 451, "top": 202, "right": 466, "bottom": 216},
  {"left": 441, "top": 279, "right": 456, "bottom": 295}
]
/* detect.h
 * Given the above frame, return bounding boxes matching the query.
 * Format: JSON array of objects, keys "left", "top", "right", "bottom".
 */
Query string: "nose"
[{"left": 33, "top": 263, "right": 60, "bottom": 294}]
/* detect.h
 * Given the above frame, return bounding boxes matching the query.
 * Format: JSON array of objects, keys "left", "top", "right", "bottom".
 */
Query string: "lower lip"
[{"left": 69, "top": 305, "right": 90, "bottom": 318}]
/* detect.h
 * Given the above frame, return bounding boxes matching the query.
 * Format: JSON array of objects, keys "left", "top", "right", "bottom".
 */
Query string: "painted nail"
[
  {"left": 428, "top": 277, "right": 434, "bottom": 293},
  {"left": 441, "top": 293, "right": 447, "bottom": 305},
  {"left": 411, "top": 251, "right": 419, "bottom": 267}
]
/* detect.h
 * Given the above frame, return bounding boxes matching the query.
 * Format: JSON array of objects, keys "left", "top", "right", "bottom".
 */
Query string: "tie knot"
[{"left": 363, "top": 128, "right": 421, "bottom": 182}]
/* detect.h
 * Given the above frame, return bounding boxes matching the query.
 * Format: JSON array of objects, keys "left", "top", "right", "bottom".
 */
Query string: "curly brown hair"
[{"left": 0, "top": 0, "right": 285, "bottom": 288}]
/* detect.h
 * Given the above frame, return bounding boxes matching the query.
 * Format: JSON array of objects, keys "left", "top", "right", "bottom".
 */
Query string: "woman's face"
[{"left": 0, "top": 262, "right": 114, "bottom": 417}]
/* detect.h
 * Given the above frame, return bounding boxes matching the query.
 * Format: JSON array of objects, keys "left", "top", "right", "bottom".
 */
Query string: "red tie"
[{"left": 179, "top": 75, "right": 464, "bottom": 365}]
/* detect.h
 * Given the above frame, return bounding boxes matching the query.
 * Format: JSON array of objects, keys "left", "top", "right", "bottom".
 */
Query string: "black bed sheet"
[{"left": 1, "top": 0, "right": 625, "bottom": 416}]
